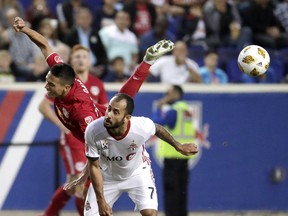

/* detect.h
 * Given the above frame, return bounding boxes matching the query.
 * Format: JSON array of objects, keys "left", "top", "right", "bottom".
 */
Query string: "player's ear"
[
  {"left": 64, "top": 84, "right": 72, "bottom": 92},
  {"left": 125, "top": 115, "right": 132, "bottom": 120}
]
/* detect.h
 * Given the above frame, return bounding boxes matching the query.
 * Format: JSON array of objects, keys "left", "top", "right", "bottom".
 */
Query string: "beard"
[{"left": 104, "top": 117, "right": 126, "bottom": 129}]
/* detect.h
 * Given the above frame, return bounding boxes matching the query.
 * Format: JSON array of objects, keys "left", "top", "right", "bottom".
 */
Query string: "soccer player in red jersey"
[
  {"left": 38, "top": 45, "right": 108, "bottom": 216},
  {"left": 13, "top": 16, "right": 174, "bottom": 216},
  {"left": 14, "top": 16, "right": 174, "bottom": 142}
]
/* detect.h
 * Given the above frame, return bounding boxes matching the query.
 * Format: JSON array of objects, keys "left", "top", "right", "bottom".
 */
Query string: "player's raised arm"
[
  {"left": 155, "top": 123, "right": 198, "bottom": 156},
  {"left": 13, "top": 17, "right": 53, "bottom": 59}
]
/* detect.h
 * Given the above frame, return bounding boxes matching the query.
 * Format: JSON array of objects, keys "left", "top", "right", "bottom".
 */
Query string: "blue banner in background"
[{"left": 1, "top": 88, "right": 288, "bottom": 211}]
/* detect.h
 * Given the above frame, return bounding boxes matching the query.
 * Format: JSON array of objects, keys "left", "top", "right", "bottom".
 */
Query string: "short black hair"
[
  {"left": 50, "top": 63, "right": 76, "bottom": 86},
  {"left": 113, "top": 93, "right": 134, "bottom": 115},
  {"left": 173, "top": 85, "right": 184, "bottom": 99},
  {"left": 204, "top": 48, "right": 218, "bottom": 57}
]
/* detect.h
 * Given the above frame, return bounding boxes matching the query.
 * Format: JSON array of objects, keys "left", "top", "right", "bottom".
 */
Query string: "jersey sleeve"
[
  {"left": 46, "top": 52, "right": 64, "bottom": 68},
  {"left": 85, "top": 121, "right": 100, "bottom": 160},
  {"left": 142, "top": 117, "right": 156, "bottom": 140}
]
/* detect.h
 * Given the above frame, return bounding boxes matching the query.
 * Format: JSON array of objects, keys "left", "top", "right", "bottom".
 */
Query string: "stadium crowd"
[{"left": 0, "top": 0, "right": 288, "bottom": 84}]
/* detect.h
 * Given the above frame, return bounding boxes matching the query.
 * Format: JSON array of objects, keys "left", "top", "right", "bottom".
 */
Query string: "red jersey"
[
  {"left": 46, "top": 53, "right": 107, "bottom": 142},
  {"left": 83, "top": 74, "right": 108, "bottom": 105}
]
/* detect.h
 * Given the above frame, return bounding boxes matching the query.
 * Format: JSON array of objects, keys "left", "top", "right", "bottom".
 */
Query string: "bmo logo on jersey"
[
  {"left": 106, "top": 156, "right": 123, "bottom": 161},
  {"left": 104, "top": 153, "right": 136, "bottom": 161}
]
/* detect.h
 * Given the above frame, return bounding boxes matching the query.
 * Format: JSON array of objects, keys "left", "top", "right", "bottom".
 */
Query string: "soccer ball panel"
[{"left": 237, "top": 45, "right": 270, "bottom": 77}]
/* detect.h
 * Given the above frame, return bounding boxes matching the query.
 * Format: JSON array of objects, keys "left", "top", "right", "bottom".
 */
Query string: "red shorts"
[{"left": 59, "top": 132, "right": 86, "bottom": 175}]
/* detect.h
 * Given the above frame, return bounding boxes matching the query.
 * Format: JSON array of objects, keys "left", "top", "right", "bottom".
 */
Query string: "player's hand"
[
  {"left": 98, "top": 200, "right": 113, "bottom": 216},
  {"left": 13, "top": 17, "right": 25, "bottom": 32},
  {"left": 175, "top": 142, "right": 198, "bottom": 156}
]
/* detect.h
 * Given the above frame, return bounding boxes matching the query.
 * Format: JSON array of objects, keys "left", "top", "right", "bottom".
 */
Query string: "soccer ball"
[{"left": 237, "top": 45, "right": 270, "bottom": 76}]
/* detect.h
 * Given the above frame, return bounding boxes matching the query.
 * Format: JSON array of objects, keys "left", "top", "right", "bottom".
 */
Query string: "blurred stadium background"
[{"left": 1, "top": 83, "right": 288, "bottom": 215}]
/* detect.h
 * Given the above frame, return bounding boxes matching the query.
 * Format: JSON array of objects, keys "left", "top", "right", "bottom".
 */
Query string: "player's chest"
[
  {"left": 54, "top": 104, "right": 74, "bottom": 126},
  {"left": 99, "top": 138, "right": 143, "bottom": 162},
  {"left": 98, "top": 138, "right": 143, "bottom": 155}
]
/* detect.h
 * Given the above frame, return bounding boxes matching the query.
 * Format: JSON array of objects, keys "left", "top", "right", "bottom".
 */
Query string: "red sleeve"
[{"left": 46, "top": 52, "right": 64, "bottom": 68}]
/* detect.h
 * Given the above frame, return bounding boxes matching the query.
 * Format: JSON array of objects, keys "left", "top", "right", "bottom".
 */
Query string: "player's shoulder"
[
  {"left": 86, "top": 117, "right": 105, "bottom": 134},
  {"left": 87, "top": 74, "right": 103, "bottom": 85},
  {"left": 72, "top": 79, "right": 91, "bottom": 100},
  {"left": 131, "top": 116, "right": 154, "bottom": 128}
]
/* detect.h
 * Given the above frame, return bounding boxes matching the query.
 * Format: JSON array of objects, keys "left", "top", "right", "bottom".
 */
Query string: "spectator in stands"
[
  {"left": 149, "top": 40, "right": 201, "bottom": 84},
  {"left": 1, "top": 7, "right": 35, "bottom": 81},
  {"left": 203, "top": 0, "right": 252, "bottom": 51},
  {"left": 56, "top": 0, "right": 88, "bottom": 40},
  {"left": 26, "top": 55, "right": 49, "bottom": 82},
  {"left": 139, "top": 14, "right": 176, "bottom": 60},
  {"left": 103, "top": 56, "right": 130, "bottom": 82},
  {"left": 26, "top": 0, "right": 54, "bottom": 30},
  {"left": 99, "top": 11, "right": 139, "bottom": 75},
  {"left": 36, "top": 18, "right": 70, "bottom": 63},
  {"left": 199, "top": 49, "right": 228, "bottom": 84},
  {"left": 0, "top": 0, "right": 25, "bottom": 24},
  {"left": 93, "top": 0, "right": 118, "bottom": 31},
  {"left": 240, "top": 0, "right": 288, "bottom": 49},
  {"left": 64, "top": 6, "right": 109, "bottom": 78},
  {"left": 29, "top": 17, "right": 69, "bottom": 82},
  {"left": 0, "top": 49, "right": 15, "bottom": 83},
  {"left": 123, "top": 0, "right": 157, "bottom": 37},
  {"left": 274, "top": 0, "right": 288, "bottom": 33},
  {"left": 176, "top": 2, "right": 207, "bottom": 48}
]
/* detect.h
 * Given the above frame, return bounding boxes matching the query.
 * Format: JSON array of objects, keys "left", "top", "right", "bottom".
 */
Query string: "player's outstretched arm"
[
  {"left": 155, "top": 123, "right": 198, "bottom": 156},
  {"left": 13, "top": 17, "right": 53, "bottom": 59}
]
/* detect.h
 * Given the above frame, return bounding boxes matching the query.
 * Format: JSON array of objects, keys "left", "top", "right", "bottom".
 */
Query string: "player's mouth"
[
  {"left": 104, "top": 118, "right": 112, "bottom": 126},
  {"left": 46, "top": 91, "right": 56, "bottom": 97}
]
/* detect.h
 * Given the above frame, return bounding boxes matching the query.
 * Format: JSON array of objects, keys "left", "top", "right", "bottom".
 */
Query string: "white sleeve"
[
  {"left": 85, "top": 122, "right": 100, "bottom": 160},
  {"left": 186, "top": 58, "right": 200, "bottom": 73},
  {"left": 142, "top": 117, "right": 156, "bottom": 141}
]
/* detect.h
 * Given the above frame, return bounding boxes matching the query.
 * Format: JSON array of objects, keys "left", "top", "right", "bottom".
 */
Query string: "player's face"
[
  {"left": 104, "top": 98, "right": 130, "bottom": 129},
  {"left": 70, "top": 49, "right": 91, "bottom": 74},
  {"left": 45, "top": 72, "right": 70, "bottom": 98}
]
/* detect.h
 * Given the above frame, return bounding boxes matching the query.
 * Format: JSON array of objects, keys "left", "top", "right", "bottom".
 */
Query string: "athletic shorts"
[
  {"left": 84, "top": 163, "right": 158, "bottom": 216},
  {"left": 59, "top": 132, "right": 86, "bottom": 175}
]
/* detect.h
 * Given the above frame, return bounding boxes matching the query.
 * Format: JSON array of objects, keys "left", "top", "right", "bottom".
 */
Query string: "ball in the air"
[{"left": 237, "top": 45, "right": 270, "bottom": 77}]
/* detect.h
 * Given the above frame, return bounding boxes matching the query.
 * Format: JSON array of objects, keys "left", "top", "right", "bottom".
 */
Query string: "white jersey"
[{"left": 85, "top": 116, "right": 156, "bottom": 181}]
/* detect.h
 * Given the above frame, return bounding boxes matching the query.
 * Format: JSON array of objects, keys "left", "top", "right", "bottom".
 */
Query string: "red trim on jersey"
[
  {"left": 0, "top": 91, "right": 25, "bottom": 142},
  {"left": 142, "top": 144, "right": 151, "bottom": 165},
  {"left": 107, "top": 120, "right": 131, "bottom": 141}
]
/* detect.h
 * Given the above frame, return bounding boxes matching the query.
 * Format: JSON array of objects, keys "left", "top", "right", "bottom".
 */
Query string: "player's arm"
[
  {"left": 88, "top": 158, "right": 112, "bottom": 216},
  {"left": 38, "top": 97, "right": 70, "bottom": 133},
  {"left": 155, "top": 123, "right": 198, "bottom": 156},
  {"left": 13, "top": 16, "right": 53, "bottom": 59}
]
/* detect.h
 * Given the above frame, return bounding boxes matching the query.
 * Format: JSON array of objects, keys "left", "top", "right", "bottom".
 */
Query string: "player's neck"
[
  {"left": 107, "top": 122, "right": 129, "bottom": 140},
  {"left": 77, "top": 71, "right": 89, "bottom": 83}
]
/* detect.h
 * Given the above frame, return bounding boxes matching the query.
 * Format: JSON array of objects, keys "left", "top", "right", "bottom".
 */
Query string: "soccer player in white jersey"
[{"left": 66, "top": 93, "right": 198, "bottom": 216}]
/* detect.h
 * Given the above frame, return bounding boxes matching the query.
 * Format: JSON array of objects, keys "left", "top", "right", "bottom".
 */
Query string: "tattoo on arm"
[{"left": 155, "top": 123, "right": 179, "bottom": 149}]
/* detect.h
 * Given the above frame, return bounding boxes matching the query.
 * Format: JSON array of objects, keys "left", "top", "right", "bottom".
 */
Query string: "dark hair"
[
  {"left": 50, "top": 63, "right": 76, "bottom": 86},
  {"left": 114, "top": 93, "right": 134, "bottom": 115},
  {"left": 110, "top": 56, "right": 124, "bottom": 65},
  {"left": 204, "top": 49, "right": 218, "bottom": 57},
  {"left": 173, "top": 85, "right": 184, "bottom": 99}
]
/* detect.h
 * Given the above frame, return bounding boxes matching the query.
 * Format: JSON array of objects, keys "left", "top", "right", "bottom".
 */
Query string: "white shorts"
[{"left": 84, "top": 164, "right": 158, "bottom": 216}]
